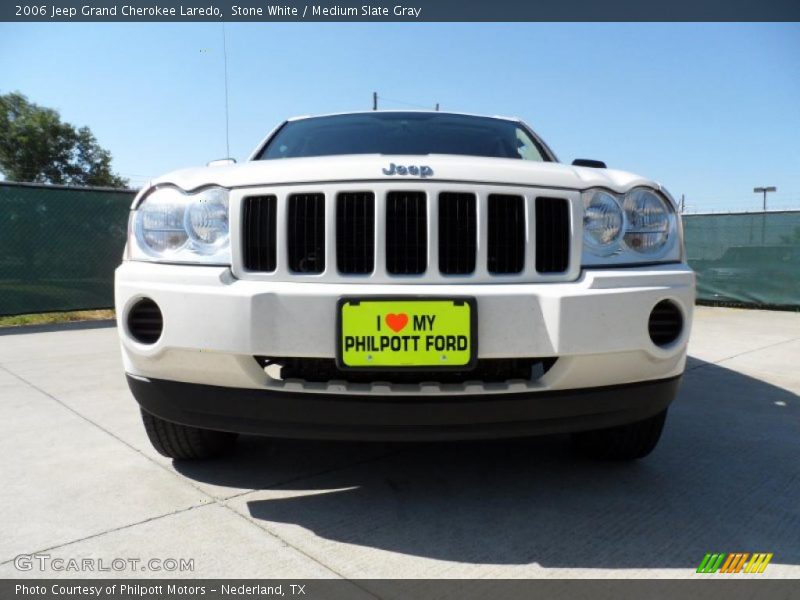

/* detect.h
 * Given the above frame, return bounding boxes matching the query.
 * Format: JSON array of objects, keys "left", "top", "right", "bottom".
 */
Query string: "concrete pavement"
[{"left": 0, "top": 306, "right": 798, "bottom": 579}]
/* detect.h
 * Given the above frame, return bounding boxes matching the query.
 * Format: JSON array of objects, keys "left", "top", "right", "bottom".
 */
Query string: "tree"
[{"left": 0, "top": 91, "right": 128, "bottom": 188}]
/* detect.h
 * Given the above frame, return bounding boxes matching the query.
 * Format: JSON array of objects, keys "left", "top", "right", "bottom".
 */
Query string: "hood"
[{"left": 147, "top": 154, "right": 663, "bottom": 196}]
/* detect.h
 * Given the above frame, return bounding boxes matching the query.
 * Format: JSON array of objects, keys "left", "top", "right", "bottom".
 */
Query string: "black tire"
[
  {"left": 141, "top": 409, "right": 238, "bottom": 459},
  {"left": 571, "top": 409, "right": 668, "bottom": 461}
]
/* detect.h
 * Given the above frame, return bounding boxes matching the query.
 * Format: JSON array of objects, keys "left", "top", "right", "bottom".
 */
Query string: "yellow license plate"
[{"left": 338, "top": 298, "right": 477, "bottom": 369}]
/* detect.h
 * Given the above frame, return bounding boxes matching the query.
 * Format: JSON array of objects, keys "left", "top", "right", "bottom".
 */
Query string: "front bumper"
[
  {"left": 115, "top": 262, "right": 694, "bottom": 389},
  {"left": 116, "top": 262, "right": 694, "bottom": 437}
]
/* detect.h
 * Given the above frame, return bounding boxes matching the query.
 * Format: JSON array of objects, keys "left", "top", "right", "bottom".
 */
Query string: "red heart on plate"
[{"left": 385, "top": 313, "right": 409, "bottom": 333}]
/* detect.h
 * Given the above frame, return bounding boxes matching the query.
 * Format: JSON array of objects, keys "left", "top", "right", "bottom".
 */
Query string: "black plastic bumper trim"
[{"left": 126, "top": 374, "right": 682, "bottom": 442}]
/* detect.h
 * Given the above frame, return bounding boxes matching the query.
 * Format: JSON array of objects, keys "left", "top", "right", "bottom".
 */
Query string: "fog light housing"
[
  {"left": 648, "top": 300, "right": 683, "bottom": 347},
  {"left": 127, "top": 298, "right": 163, "bottom": 344}
]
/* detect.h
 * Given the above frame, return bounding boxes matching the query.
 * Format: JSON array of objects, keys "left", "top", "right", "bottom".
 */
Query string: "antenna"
[
  {"left": 222, "top": 22, "right": 231, "bottom": 158},
  {"left": 373, "top": 91, "right": 378, "bottom": 111}
]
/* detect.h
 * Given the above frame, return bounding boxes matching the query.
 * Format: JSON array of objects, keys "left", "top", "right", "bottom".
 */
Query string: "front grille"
[
  {"left": 386, "top": 191, "right": 427, "bottom": 275},
  {"left": 288, "top": 193, "right": 325, "bottom": 273},
  {"left": 242, "top": 195, "right": 278, "bottom": 272},
  {"left": 336, "top": 192, "right": 375, "bottom": 274},
  {"left": 240, "top": 187, "right": 575, "bottom": 281},
  {"left": 487, "top": 194, "right": 525, "bottom": 274},
  {"left": 256, "top": 356, "right": 557, "bottom": 385},
  {"left": 535, "top": 197, "right": 570, "bottom": 273},
  {"left": 438, "top": 192, "right": 477, "bottom": 274}
]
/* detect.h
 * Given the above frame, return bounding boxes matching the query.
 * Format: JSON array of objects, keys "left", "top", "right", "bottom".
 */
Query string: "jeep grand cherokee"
[{"left": 115, "top": 111, "right": 694, "bottom": 460}]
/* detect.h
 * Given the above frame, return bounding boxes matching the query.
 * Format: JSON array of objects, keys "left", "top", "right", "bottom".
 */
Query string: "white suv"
[{"left": 115, "top": 111, "right": 694, "bottom": 461}]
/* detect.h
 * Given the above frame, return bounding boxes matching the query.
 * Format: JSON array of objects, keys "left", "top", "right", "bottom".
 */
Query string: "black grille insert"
[
  {"left": 648, "top": 300, "right": 683, "bottom": 347},
  {"left": 386, "top": 191, "right": 427, "bottom": 275},
  {"left": 242, "top": 195, "right": 277, "bottom": 272},
  {"left": 488, "top": 194, "right": 525, "bottom": 274},
  {"left": 535, "top": 197, "right": 570, "bottom": 273},
  {"left": 336, "top": 192, "right": 375, "bottom": 274},
  {"left": 255, "top": 356, "right": 557, "bottom": 385},
  {"left": 127, "top": 298, "right": 163, "bottom": 345},
  {"left": 288, "top": 193, "right": 325, "bottom": 273},
  {"left": 438, "top": 192, "right": 477, "bottom": 275}
]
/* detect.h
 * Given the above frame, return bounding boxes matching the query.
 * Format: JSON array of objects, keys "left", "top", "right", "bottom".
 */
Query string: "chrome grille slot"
[
  {"left": 386, "top": 191, "right": 427, "bottom": 275},
  {"left": 487, "top": 194, "right": 525, "bottom": 274},
  {"left": 287, "top": 193, "right": 325, "bottom": 273},
  {"left": 336, "top": 192, "right": 375, "bottom": 274},
  {"left": 535, "top": 197, "right": 570, "bottom": 273},
  {"left": 242, "top": 195, "right": 277, "bottom": 272},
  {"left": 438, "top": 192, "right": 477, "bottom": 275}
]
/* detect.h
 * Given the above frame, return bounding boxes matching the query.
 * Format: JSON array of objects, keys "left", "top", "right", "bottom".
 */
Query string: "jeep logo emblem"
[{"left": 382, "top": 163, "right": 433, "bottom": 178}]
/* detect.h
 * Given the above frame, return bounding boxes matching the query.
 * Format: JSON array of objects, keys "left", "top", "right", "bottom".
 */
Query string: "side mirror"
[
  {"left": 207, "top": 158, "right": 237, "bottom": 167},
  {"left": 572, "top": 159, "right": 607, "bottom": 169}
]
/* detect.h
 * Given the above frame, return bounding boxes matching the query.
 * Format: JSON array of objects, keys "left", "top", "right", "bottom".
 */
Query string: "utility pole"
[
  {"left": 435, "top": 103, "right": 439, "bottom": 111},
  {"left": 373, "top": 92, "right": 378, "bottom": 111},
  {"left": 680, "top": 194, "right": 685, "bottom": 213},
  {"left": 753, "top": 186, "right": 777, "bottom": 211},
  {"left": 222, "top": 23, "right": 230, "bottom": 158}
]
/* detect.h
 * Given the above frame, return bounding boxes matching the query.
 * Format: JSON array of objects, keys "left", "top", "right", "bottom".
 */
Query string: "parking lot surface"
[{"left": 1, "top": 306, "right": 798, "bottom": 579}]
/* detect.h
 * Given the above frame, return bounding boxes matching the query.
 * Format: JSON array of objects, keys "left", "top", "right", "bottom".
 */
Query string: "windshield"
[{"left": 256, "top": 112, "right": 551, "bottom": 162}]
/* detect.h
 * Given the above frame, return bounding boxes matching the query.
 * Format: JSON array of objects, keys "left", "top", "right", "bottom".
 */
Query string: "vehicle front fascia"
[{"left": 116, "top": 110, "right": 694, "bottom": 455}]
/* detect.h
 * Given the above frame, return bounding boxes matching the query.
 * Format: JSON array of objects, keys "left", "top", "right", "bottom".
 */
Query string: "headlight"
[
  {"left": 622, "top": 188, "right": 671, "bottom": 254},
  {"left": 582, "top": 190, "right": 623, "bottom": 255},
  {"left": 581, "top": 186, "right": 679, "bottom": 265},
  {"left": 185, "top": 187, "right": 229, "bottom": 249},
  {"left": 128, "top": 186, "right": 230, "bottom": 264}
]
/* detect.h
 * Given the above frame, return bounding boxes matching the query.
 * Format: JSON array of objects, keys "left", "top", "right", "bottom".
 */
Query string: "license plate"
[{"left": 337, "top": 298, "right": 477, "bottom": 369}]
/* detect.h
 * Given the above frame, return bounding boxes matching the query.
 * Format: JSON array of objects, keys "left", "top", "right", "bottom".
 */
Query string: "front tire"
[
  {"left": 571, "top": 409, "right": 668, "bottom": 460},
  {"left": 141, "top": 410, "right": 238, "bottom": 459}
]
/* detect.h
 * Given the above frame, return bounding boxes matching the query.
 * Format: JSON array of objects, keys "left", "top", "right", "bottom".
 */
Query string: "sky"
[{"left": 1, "top": 22, "right": 798, "bottom": 212}]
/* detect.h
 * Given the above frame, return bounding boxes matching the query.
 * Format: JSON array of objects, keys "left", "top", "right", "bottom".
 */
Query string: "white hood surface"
[{"left": 146, "top": 154, "right": 664, "bottom": 197}]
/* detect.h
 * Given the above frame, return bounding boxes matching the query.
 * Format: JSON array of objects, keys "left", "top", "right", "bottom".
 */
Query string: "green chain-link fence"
[
  {"left": 0, "top": 182, "right": 135, "bottom": 316},
  {"left": 684, "top": 211, "right": 800, "bottom": 308},
  {"left": 1, "top": 183, "right": 799, "bottom": 316}
]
